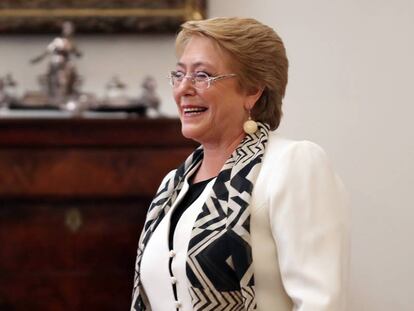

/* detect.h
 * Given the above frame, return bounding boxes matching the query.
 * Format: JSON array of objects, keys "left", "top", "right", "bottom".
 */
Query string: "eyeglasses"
[{"left": 168, "top": 71, "right": 237, "bottom": 90}]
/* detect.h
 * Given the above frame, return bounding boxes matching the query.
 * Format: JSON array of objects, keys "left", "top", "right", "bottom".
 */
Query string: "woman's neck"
[{"left": 192, "top": 131, "right": 245, "bottom": 183}]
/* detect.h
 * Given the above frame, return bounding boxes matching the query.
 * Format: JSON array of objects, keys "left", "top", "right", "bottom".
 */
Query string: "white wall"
[
  {"left": 209, "top": 1, "right": 414, "bottom": 310},
  {"left": 1, "top": 0, "right": 413, "bottom": 310}
]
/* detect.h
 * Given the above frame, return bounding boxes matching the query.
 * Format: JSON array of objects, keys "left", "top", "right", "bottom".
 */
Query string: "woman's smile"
[{"left": 182, "top": 105, "right": 208, "bottom": 116}]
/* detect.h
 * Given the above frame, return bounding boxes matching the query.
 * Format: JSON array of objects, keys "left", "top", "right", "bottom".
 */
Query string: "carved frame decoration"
[{"left": 0, "top": 0, "right": 207, "bottom": 34}]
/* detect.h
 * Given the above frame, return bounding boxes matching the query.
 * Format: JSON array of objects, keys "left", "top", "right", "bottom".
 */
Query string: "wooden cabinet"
[{"left": 0, "top": 118, "right": 196, "bottom": 311}]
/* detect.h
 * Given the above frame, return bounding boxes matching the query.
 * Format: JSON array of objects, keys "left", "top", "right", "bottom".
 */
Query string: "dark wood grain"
[
  {"left": 0, "top": 118, "right": 187, "bottom": 147},
  {"left": 0, "top": 148, "right": 190, "bottom": 197},
  {"left": 0, "top": 118, "right": 196, "bottom": 311}
]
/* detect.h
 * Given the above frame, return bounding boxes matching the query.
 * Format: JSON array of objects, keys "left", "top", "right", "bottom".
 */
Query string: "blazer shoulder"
[{"left": 265, "top": 132, "right": 327, "bottom": 160}]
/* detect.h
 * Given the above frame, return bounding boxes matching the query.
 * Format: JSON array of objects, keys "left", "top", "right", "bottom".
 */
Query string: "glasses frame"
[{"left": 168, "top": 71, "right": 237, "bottom": 90}]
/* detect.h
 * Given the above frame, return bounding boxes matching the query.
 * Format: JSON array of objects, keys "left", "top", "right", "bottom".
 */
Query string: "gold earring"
[{"left": 243, "top": 110, "right": 258, "bottom": 134}]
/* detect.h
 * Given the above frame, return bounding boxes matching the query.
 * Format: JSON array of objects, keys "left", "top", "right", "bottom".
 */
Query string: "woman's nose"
[{"left": 175, "top": 77, "right": 196, "bottom": 95}]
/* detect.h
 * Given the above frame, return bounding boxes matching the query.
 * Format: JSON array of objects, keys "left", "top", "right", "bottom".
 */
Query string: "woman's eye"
[
  {"left": 174, "top": 71, "right": 185, "bottom": 79},
  {"left": 194, "top": 72, "right": 210, "bottom": 80}
]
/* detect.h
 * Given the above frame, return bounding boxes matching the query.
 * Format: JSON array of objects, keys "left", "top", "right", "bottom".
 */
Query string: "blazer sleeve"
[{"left": 268, "top": 141, "right": 350, "bottom": 311}]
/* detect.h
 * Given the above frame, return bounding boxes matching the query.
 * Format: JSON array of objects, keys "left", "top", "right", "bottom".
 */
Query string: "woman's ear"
[{"left": 244, "top": 86, "right": 265, "bottom": 110}]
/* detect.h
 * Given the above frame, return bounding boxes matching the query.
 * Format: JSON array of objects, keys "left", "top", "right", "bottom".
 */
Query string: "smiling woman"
[
  {"left": 131, "top": 17, "right": 349, "bottom": 311},
  {"left": 0, "top": 0, "right": 206, "bottom": 33}
]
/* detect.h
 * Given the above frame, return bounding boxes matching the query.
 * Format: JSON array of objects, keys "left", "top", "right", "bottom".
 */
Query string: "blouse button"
[
  {"left": 171, "top": 276, "right": 177, "bottom": 284},
  {"left": 174, "top": 300, "right": 182, "bottom": 308},
  {"left": 169, "top": 250, "right": 176, "bottom": 258}
]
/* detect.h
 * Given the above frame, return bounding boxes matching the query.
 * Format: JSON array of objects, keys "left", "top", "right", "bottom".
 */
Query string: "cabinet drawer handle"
[{"left": 65, "top": 208, "right": 82, "bottom": 233}]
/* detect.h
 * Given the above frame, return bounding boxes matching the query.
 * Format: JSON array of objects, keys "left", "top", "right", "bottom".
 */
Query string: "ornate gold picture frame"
[{"left": 0, "top": 0, "right": 206, "bottom": 33}]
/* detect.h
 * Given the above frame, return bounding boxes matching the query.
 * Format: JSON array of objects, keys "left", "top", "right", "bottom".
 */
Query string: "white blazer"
[
  {"left": 250, "top": 132, "right": 349, "bottom": 310},
  {"left": 140, "top": 132, "right": 349, "bottom": 311}
]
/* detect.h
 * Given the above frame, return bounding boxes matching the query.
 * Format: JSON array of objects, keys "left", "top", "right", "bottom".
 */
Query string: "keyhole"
[{"left": 65, "top": 208, "right": 82, "bottom": 233}]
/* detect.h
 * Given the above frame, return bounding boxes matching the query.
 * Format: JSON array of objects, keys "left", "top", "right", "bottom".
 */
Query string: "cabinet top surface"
[{"left": 0, "top": 117, "right": 195, "bottom": 147}]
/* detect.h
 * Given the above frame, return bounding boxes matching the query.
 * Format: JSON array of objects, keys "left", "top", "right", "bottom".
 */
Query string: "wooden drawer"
[
  {"left": 0, "top": 199, "right": 149, "bottom": 310},
  {"left": 0, "top": 148, "right": 189, "bottom": 197},
  {"left": 0, "top": 118, "right": 196, "bottom": 311}
]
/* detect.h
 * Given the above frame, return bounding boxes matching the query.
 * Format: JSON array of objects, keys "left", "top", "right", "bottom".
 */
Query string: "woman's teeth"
[{"left": 183, "top": 107, "right": 207, "bottom": 115}]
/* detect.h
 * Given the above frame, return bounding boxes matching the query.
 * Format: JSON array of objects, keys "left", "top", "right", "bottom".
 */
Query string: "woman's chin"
[
  {"left": 181, "top": 128, "right": 199, "bottom": 140},
  {"left": 180, "top": 123, "right": 205, "bottom": 142}
]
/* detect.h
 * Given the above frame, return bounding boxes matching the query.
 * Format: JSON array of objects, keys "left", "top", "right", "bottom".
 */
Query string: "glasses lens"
[
  {"left": 193, "top": 72, "right": 209, "bottom": 89},
  {"left": 169, "top": 71, "right": 211, "bottom": 89},
  {"left": 168, "top": 73, "right": 174, "bottom": 86},
  {"left": 170, "top": 71, "right": 183, "bottom": 87}
]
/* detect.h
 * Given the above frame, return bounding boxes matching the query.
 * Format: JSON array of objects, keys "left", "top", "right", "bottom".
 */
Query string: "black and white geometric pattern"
[{"left": 131, "top": 122, "right": 270, "bottom": 311}]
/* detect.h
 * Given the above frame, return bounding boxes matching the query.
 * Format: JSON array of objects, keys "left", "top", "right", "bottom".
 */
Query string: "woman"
[{"left": 131, "top": 17, "right": 349, "bottom": 311}]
